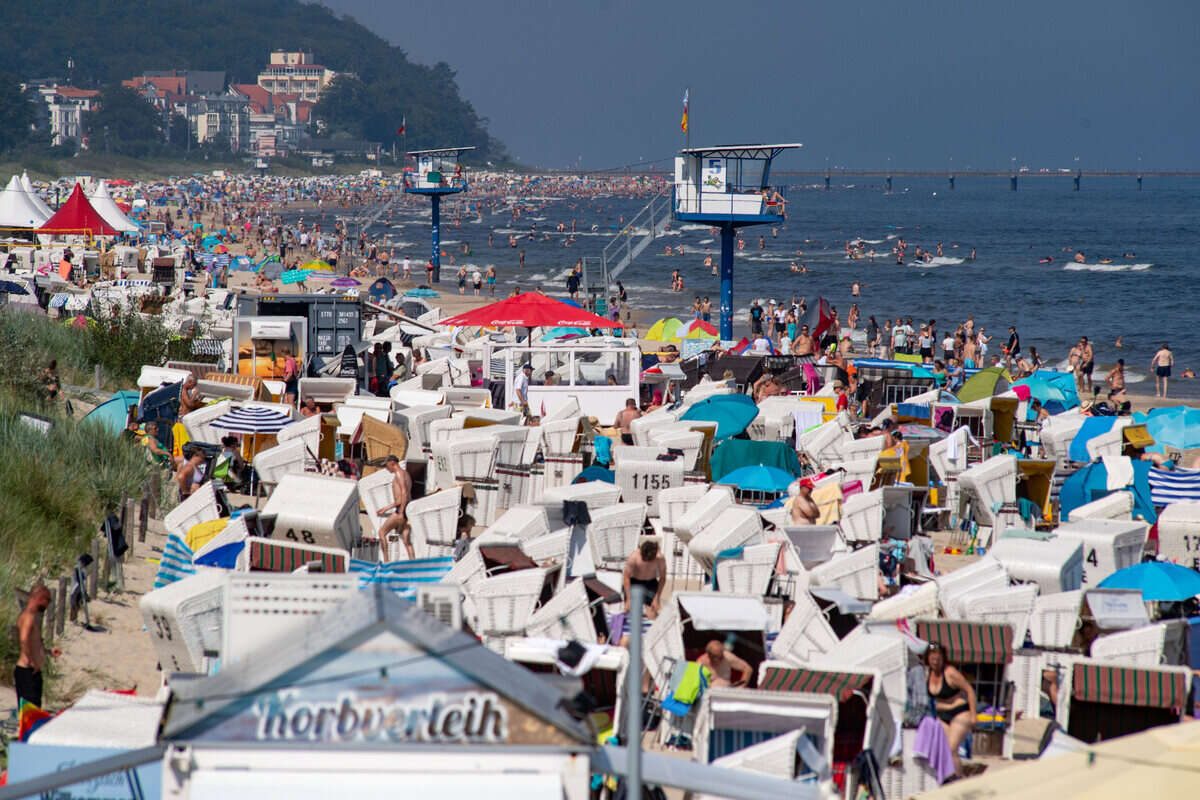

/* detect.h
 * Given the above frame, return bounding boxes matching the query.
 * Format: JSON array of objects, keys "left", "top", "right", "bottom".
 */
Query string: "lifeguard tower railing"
[
  {"left": 402, "top": 172, "right": 469, "bottom": 192},
  {"left": 672, "top": 143, "right": 799, "bottom": 224},
  {"left": 600, "top": 190, "right": 671, "bottom": 282}
]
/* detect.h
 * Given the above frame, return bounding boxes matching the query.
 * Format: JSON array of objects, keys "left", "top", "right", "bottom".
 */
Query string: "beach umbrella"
[
  {"left": 405, "top": 287, "right": 440, "bottom": 298},
  {"left": 1011, "top": 376, "right": 1076, "bottom": 413},
  {"left": 438, "top": 292, "right": 622, "bottom": 329},
  {"left": 330, "top": 277, "right": 362, "bottom": 288},
  {"left": 680, "top": 319, "right": 719, "bottom": 340},
  {"left": 213, "top": 244, "right": 230, "bottom": 254},
  {"left": 540, "top": 326, "right": 589, "bottom": 341},
  {"left": 209, "top": 406, "right": 294, "bottom": 435},
  {"left": 680, "top": 394, "right": 759, "bottom": 440},
  {"left": 367, "top": 277, "right": 397, "bottom": 303},
  {"left": 646, "top": 317, "right": 684, "bottom": 342},
  {"left": 255, "top": 255, "right": 279, "bottom": 272},
  {"left": 1136, "top": 406, "right": 1200, "bottom": 451},
  {"left": 956, "top": 366, "right": 1011, "bottom": 402},
  {"left": 201, "top": 234, "right": 220, "bottom": 250},
  {"left": 1098, "top": 561, "right": 1200, "bottom": 602},
  {"left": 300, "top": 260, "right": 333, "bottom": 271},
  {"left": 280, "top": 269, "right": 308, "bottom": 285},
  {"left": 1059, "top": 460, "right": 1157, "bottom": 523},
  {"left": 716, "top": 464, "right": 795, "bottom": 493},
  {"left": 1068, "top": 416, "right": 1120, "bottom": 462}
]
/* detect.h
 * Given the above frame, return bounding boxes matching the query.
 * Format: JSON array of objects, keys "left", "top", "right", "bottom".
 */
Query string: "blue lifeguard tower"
[
  {"left": 673, "top": 143, "right": 801, "bottom": 340},
  {"left": 404, "top": 146, "right": 475, "bottom": 283}
]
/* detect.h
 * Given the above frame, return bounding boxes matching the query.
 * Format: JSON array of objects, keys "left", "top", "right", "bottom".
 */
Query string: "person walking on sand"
[
  {"left": 377, "top": 455, "right": 414, "bottom": 558},
  {"left": 1152, "top": 343, "right": 1174, "bottom": 397}
]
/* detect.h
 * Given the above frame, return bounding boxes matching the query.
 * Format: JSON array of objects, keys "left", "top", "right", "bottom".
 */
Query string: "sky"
[{"left": 321, "top": 0, "right": 1200, "bottom": 170}]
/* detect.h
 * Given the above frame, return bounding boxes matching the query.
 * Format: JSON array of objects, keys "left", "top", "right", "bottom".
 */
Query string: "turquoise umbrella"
[
  {"left": 281, "top": 269, "right": 308, "bottom": 285},
  {"left": 1135, "top": 406, "right": 1200, "bottom": 451},
  {"left": 1099, "top": 561, "right": 1200, "bottom": 602},
  {"left": 680, "top": 394, "right": 759, "bottom": 440},
  {"left": 717, "top": 465, "right": 795, "bottom": 493},
  {"left": 540, "top": 326, "right": 589, "bottom": 341}
]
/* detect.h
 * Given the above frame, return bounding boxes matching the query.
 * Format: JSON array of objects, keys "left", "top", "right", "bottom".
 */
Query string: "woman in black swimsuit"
[{"left": 925, "top": 642, "right": 977, "bottom": 777}]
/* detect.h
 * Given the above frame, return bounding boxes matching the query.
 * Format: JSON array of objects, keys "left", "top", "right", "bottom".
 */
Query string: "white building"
[
  {"left": 256, "top": 51, "right": 337, "bottom": 103},
  {"left": 30, "top": 85, "right": 100, "bottom": 147}
]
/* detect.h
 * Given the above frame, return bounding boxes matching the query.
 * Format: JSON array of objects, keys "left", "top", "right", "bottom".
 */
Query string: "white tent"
[
  {"left": 0, "top": 175, "right": 49, "bottom": 228},
  {"left": 20, "top": 172, "right": 54, "bottom": 222},
  {"left": 87, "top": 180, "right": 141, "bottom": 234}
]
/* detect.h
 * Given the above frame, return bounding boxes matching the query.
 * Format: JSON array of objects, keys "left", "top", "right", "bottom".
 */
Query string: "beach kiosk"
[
  {"left": 672, "top": 143, "right": 801, "bottom": 339},
  {"left": 404, "top": 146, "right": 475, "bottom": 284}
]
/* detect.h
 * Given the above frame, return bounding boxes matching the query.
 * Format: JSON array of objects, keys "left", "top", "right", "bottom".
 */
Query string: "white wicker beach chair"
[
  {"left": 840, "top": 489, "right": 885, "bottom": 543},
  {"left": 541, "top": 416, "right": 581, "bottom": 455},
  {"left": 524, "top": 578, "right": 597, "bottom": 642},
  {"left": 139, "top": 568, "right": 227, "bottom": 674},
  {"left": 809, "top": 544, "right": 880, "bottom": 601},
  {"left": 252, "top": 438, "right": 309, "bottom": 489},
  {"left": 673, "top": 485, "right": 735, "bottom": 544},
  {"left": 1089, "top": 620, "right": 1187, "bottom": 667},
  {"left": 473, "top": 567, "right": 551, "bottom": 637},
  {"left": 163, "top": 481, "right": 220, "bottom": 539},
  {"left": 688, "top": 507, "right": 765, "bottom": 574},
  {"left": 1028, "top": 589, "right": 1083, "bottom": 649},
  {"left": 714, "top": 542, "right": 782, "bottom": 597},
  {"left": 406, "top": 487, "right": 462, "bottom": 559},
  {"left": 958, "top": 454, "right": 1018, "bottom": 525},
  {"left": 521, "top": 529, "right": 572, "bottom": 567},
  {"left": 962, "top": 583, "right": 1039, "bottom": 645},
  {"left": 587, "top": 503, "right": 648, "bottom": 570},
  {"left": 935, "top": 556, "right": 1010, "bottom": 618},
  {"left": 867, "top": 580, "right": 940, "bottom": 621},
  {"left": 481, "top": 505, "right": 550, "bottom": 542},
  {"left": 769, "top": 590, "right": 838, "bottom": 662},
  {"left": 357, "top": 468, "right": 395, "bottom": 539}
]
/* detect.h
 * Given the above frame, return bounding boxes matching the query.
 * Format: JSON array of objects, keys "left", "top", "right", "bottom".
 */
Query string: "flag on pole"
[
  {"left": 396, "top": 116, "right": 406, "bottom": 136},
  {"left": 680, "top": 90, "right": 689, "bottom": 134}
]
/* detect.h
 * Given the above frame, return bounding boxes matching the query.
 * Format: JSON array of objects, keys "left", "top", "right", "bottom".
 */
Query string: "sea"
[{"left": 336, "top": 175, "right": 1200, "bottom": 397}]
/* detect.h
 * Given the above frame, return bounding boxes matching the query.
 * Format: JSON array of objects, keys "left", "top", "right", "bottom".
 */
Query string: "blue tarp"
[{"left": 1060, "top": 460, "right": 1157, "bottom": 523}]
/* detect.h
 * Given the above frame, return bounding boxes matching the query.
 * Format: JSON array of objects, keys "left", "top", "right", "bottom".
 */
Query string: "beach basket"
[
  {"left": 648, "top": 430, "right": 704, "bottom": 471},
  {"left": 927, "top": 427, "right": 971, "bottom": 481},
  {"left": 1010, "top": 647, "right": 1047, "bottom": 721},
  {"left": 780, "top": 525, "right": 844, "bottom": 570},
  {"left": 245, "top": 536, "right": 349, "bottom": 574},
  {"left": 253, "top": 438, "right": 310, "bottom": 488},
  {"left": 542, "top": 481, "right": 623, "bottom": 524},
  {"left": 472, "top": 567, "right": 551, "bottom": 636},
  {"left": 356, "top": 468, "right": 396, "bottom": 539},
  {"left": 768, "top": 590, "right": 838, "bottom": 662},
  {"left": 797, "top": 416, "right": 853, "bottom": 470},
  {"left": 1064, "top": 491, "right": 1134, "bottom": 522},
  {"left": 656, "top": 484, "right": 711, "bottom": 532},
  {"left": 714, "top": 542, "right": 782, "bottom": 597},
  {"left": 688, "top": 507, "right": 765, "bottom": 574},
  {"left": 867, "top": 580, "right": 940, "bottom": 621},
  {"left": 810, "top": 544, "right": 880, "bottom": 601},
  {"left": 1054, "top": 518, "right": 1148, "bottom": 586},
  {"left": 840, "top": 488, "right": 885, "bottom": 543},
  {"left": 221, "top": 573, "right": 357, "bottom": 665},
  {"left": 541, "top": 416, "right": 582, "bottom": 455},
  {"left": 1028, "top": 589, "right": 1083, "bottom": 649},
  {"left": 482, "top": 505, "right": 550, "bottom": 542},
  {"left": 962, "top": 583, "right": 1039, "bottom": 645},
  {"left": 140, "top": 568, "right": 227, "bottom": 674},
  {"left": 588, "top": 503, "right": 648, "bottom": 569},
  {"left": 276, "top": 413, "right": 321, "bottom": 457},
  {"left": 820, "top": 629, "right": 910, "bottom": 734},
  {"left": 524, "top": 578, "right": 596, "bottom": 642},
  {"left": 705, "top": 730, "right": 805, "bottom": 780},
  {"left": 612, "top": 445, "right": 669, "bottom": 464},
  {"left": 673, "top": 485, "right": 736, "bottom": 544},
  {"left": 958, "top": 453, "right": 1018, "bottom": 525},
  {"left": 181, "top": 399, "right": 233, "bottom": 445},
  {"left": 442, "top": 544, "right": 488, "bottom": 594},
  {"left": 661, "top": 529, "right": 706, "bottom": 588},
  {"left": 629, "top": 408, "right": 677, "bottom": 446},
  {"left": 263, "top": 473, "right": 361, "bottom": 552},
  {"left": 398, "top": 405, "right": 451, "bottom": 461},
  {"left": 163, "top": 481, "right": 221, "bottom": 539},
  {"left": 1148, "top": 501, "right": 1200, "bottom": 567},
  {"left": 990, "top": 536, "right": 1083, "bottom": 595},
  {"left": 935, "top": 556, "right": 1010, "bottom": 618},
  {"left": 407, "top": 487, "right": 463, "bottom": 559},
  {"left": 521, "top": 529, "right": 572, "bottom": 568},
  {"left": 1089, "top": 620, "right": 1188, "bottom": 667},
  {"left": 615, "top": 459, "right": 687, "bottom": 516}
]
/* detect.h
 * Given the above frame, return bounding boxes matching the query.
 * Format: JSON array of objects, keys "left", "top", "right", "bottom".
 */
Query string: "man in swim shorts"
[
  {"left": 623, "top": 539, "right": 666, "bottom": 618},
  {"left": 1079, "top": 337, "right": 1095, "bottom": 392},
  {"left": 1152, "top": 343, "right": 1174, "bottom": 398}
]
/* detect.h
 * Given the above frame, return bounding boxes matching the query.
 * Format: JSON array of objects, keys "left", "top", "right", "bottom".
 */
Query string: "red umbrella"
[{"left": 439, "top": 292, "right": 623, "bottom": 329}]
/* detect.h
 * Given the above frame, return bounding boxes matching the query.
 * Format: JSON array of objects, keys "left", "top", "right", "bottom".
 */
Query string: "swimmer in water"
[
  {"left": 1074, "top": 251, "right": 1086, "bottom": 264},
  {"left": 1039, "top": 257, "right": 1054, "bottom": 264},
  {"left": 1123, "top": 252, "right": 1136, "bottom": 258},
  {"left": 1115, "top": 336, "right": 1123, "bottom": 349}
]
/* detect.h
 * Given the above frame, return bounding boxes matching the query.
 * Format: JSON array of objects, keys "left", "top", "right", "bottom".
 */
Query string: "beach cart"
[{"left": 990, "top": 536, "right": 1083, "bottom": 594}]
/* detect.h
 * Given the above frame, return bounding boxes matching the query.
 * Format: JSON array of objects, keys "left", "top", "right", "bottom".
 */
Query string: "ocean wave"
[
  {"left": 907, "top": 256, "right": 965, "bottom": 267},
  {"left": 1062, "top": 263, "right": 1152, "bottom": 272},
  {"left": 699, "top": 238, "right": 714, "bottom": 245},
  {"left": 679, "top": 223, "right": 711, "bottom": 231}
]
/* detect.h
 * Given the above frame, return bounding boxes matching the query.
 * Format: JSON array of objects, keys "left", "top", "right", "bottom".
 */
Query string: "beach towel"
[
  {"left": 912, "top": 715, "right": 956, "bottom": 785},
  {"left": 185, "top": 518, "right": 229, "bottom": 552},
  {"left": 1149, "top": 467, "right": 1200, "bottom": 504},
  {"left": 1102, "top": 455, "right": 1134, "bottom": 491},
  {"left": 811, "top": 481, "right": 843, "bottom": 524},
  {"left": 662, "top": 661, "right": 711, "bottom": 716},
  {"left": 153, "top": 533, "right": 196, "bottom": 588}
]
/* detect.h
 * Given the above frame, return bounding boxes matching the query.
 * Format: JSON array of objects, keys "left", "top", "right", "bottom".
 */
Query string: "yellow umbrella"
[
  {"left": 300, "top": 260, "right": 333, "bottom": 271},
  {"left": 645, "top": 317, "right": 684, "bottom": 342},
  {"left": 920, "top": 719, "right": 1200, "bottom": 800}
]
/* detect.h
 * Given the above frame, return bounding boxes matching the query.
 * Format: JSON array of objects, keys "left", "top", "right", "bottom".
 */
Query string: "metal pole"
[
  {"left": 431, "top": 193, "right": 441, "bottom": 284},
  {"left": 626, "top": 584, "right": 643, "bottom": 800},
  {"left": 719, "top": 224, "right": 735, "bottom": 341}
]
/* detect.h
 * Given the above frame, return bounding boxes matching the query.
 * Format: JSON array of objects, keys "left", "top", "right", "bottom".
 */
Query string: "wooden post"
[
  {"left": 44, "top": 598, "right": 55, "bottom": 647},
  {"left": 94, "top": 364, "right": 101, "bottom": 391},
  {"left": 89, "top": 539, "right": 100, "bottom": 598},
  {"left": 123, "top": 496, "right": 135, "bottom": 560},
  {"left": 139, "top": 481, "right": 150, "bottom": 543},
  {"left": 56, "top": 577, "right": 67, "bottom": 636},
  {"left": 102, "top": 534, "right": 112, "bottom": 586},
  {"left": 149, "top": 471, "right": 160, "bottom": 517}
]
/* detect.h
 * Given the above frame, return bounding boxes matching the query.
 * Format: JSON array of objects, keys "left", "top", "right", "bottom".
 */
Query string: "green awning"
[
  {"left": 759, "top": 665, "right": 873, "bottom": 702},
  {"left": 916, "top": 620, "right": 1014, "bottom": 664},
  {"left": 1072, "top": 663, "right": 1188, "bottom": 709}
]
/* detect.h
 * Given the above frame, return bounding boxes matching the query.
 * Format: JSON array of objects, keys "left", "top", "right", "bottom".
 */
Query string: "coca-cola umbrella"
[{"left": 438, "top": 292, "right": 622, "bottom": 330}]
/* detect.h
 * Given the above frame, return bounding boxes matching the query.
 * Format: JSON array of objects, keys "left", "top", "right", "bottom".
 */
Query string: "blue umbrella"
[
  {"left": 1098, "top": 561, "right": 1200, "bottom": 602},
  {"left": 281, "top": 269, "right": 308, "bottom": 285},
  {"left": 680, "top": 394, "right": 759, "bottom": 440},
  {"left": 1060, "top": 460, "right": 1157, "bottom": 523},
  {"left": 1135, "top": 406, "right": 1200, "bottom": 451},
  {"left": 1012, "top": 375, "right": 1077, "bottom": 414},
  {"left": 0, "top": 280, "right": 30, "bottom": 295},
  {"left": 717, "top": 464, "right": 795, "bottom": 493},
  {"left": 1068, "top": 416, "right": 1119, "bottom": 462}
]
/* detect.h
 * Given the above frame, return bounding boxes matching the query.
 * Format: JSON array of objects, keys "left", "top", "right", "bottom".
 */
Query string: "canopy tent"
[
  {"left": 37, "top": 183, "right": 118, "bottom": 237},
  {"left": 21, "top": 173, "right": 54, "bottom": 221},
  {"left": 0, "top": 175, "right": 50, "bottom": 228},
  {"left": 956, "top": 366, "right": 1011, "bottom": 403},
  {"left": 86, "top": 181, "right": 141, "bottom": 233},
  {"left": 1060, "top": 460, "right": 1157, "bottom": 524},
  {"left": 438, "top": 292, "right": 622, "bottom": 329}
]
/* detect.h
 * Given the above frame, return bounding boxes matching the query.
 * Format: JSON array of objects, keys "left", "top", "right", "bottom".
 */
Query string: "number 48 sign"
[{"left": 615, "top": 460, "right": 686, "bottom": 517}]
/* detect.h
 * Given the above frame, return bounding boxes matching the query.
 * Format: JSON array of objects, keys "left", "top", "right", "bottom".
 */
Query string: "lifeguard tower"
[
  {"left": 403, "top": 146, "right": 475, "bottom": 283},
  {"left": 673, "top": 144, "right": 801, "bottom": 339}
]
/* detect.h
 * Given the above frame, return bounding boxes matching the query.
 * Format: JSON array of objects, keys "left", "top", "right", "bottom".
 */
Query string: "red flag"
[
  {"left": 798, "top": 297, "right": 835, "bottom": 340},
  {"left": 396, "top": 117, "right": 406, "bottom": 136}
]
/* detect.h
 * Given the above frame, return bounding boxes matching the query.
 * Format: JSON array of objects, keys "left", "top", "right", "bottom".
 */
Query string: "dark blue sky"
[{"left": 322, "top": 0, "right": 1199, "bottom": 170}]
